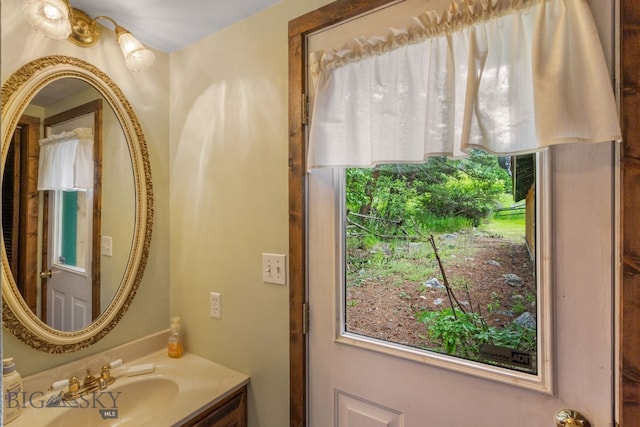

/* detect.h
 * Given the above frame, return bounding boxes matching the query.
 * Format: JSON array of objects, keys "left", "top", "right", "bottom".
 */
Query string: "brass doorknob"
[
  {"left": 555, "top": 409, "right": 591, "bottom": 427},
  {"left": 39, "top": 269, "right": 52, "bottom": 279}
]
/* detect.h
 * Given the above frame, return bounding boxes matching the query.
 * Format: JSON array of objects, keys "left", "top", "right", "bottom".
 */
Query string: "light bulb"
[
  {"left": 23, "top": 0, "right": 71, "bottom": 40},
  {"left": 116, "top": 29, "right": 155, "bottom": 72},
  {"left": 43, "top": 2, "right": 65, "bottom": 19}
]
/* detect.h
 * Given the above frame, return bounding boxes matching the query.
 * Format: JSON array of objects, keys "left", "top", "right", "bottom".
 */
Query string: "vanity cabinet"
[{"left": 181, "top": 385, "right": 247, "bottom": 427}]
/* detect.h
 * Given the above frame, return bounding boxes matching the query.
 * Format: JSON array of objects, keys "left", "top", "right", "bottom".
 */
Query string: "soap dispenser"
[
  {"left": 3, "top": 358, "right": 23, "bottom": 424},
  {"left": 168, "top": 316, "right": 184, "bottom": 358}
]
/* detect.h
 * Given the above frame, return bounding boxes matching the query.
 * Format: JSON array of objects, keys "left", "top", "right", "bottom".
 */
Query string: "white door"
[
  {"left": 46, "top": 188, "right": 93, "bottom": 330},
  {"left": 307, "top": 2, "right": 617, "bottom": 426},
  {"left": 43, "top": 115, "right": 94, "bottom": 331}
]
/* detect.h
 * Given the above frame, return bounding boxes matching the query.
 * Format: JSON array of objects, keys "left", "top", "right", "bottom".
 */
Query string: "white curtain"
[
  {"left": 37, "top": 127, "right": 94, "bottom": 190},
  {"left": 307, "top": 0, "right": 622, "bottom": 169}
]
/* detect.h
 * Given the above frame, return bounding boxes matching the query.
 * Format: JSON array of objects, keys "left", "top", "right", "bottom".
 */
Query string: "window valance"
[
  {"left": 37, "top": 127, "right": 94, "bottom": 190},
  {"left": 307, "top": 0, "right": 622, "bottom": 169}
]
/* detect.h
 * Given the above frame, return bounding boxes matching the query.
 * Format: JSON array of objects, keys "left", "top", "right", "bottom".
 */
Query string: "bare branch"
[{"left": 427, "top": 234, "right": 468, "bottom": 316}]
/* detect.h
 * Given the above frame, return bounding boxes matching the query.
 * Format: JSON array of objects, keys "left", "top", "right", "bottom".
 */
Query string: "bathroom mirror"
[{"left": 1, "top": 56, "right": 153, "bottom": 352}]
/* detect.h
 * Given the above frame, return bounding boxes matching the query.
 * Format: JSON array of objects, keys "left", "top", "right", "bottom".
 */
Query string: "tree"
[{"left": 346, "top": 150, "right": 512, "bottom": 236}]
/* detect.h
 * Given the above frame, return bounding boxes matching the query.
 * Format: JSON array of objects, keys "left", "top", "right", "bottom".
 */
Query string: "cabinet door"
[{"left": 183, "top": 386, "right": 247, "bottom": 427}]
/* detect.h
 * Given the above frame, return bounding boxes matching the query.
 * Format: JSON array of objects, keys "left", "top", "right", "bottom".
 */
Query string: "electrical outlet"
[
  {"left": 101, "top": 236, "right": 113, "bottom": 256},
  {"left": 210, "top": 292, "right": 221, "bottom": 319}
]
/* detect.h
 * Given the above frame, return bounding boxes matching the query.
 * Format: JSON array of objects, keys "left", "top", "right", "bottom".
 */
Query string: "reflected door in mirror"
[
  {"left": 46, "top": 189, "right": 93, "bottom": 330},
  {"left": 40, "top": 107, "right": 100, "bottom": 331}
]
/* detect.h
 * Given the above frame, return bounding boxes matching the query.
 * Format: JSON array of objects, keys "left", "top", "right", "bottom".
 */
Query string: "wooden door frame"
[
  {"left": 621, "top": 0, "right": 640, "bottom": 424},
  {"left": 289, "top": 1, "right": 637, "bottom": 425},
  {"left": 288, "top": 2, "right": 397, "bottom": 424},
  {"left": 4, "top": 115, "right": 41, "bottom": 313}
]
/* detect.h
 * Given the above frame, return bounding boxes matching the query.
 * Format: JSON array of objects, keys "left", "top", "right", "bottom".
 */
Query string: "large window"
[{"left": 343, "top": 151, "right": 538, "bottom": 373}]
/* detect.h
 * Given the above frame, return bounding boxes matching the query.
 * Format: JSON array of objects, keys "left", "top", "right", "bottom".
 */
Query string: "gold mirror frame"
[{"left": 1, "top": 55, "right": 153, "bottom": 353}]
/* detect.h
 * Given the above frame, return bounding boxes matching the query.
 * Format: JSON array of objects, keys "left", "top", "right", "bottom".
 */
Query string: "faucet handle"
[
  {"left": 49, "top": 379, "right": 69, "bottom": 391},
  {"left": 59, "top": 376, "right": 81, "bottom": 401},
  {"left": 68, "top": 376, "right": 80, "bottom": 394},
  {"left": 109, "top": 359, "right": 124, "bottom": 368},
  {"left": 101, "top": 365, "right": 111, "bottom": 378},
  {"left": 101, "top": 365, "right": 116, "bottom": 386}
]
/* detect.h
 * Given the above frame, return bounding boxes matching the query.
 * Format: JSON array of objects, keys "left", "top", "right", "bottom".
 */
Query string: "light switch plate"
[{"left": 263, "top": 253, "right": 286, "bottom": 285}]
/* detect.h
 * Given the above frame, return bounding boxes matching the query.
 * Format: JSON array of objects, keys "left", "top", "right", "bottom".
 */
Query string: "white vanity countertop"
[{"left": 9, "top": 350, "right": 250, "bottom": 427}]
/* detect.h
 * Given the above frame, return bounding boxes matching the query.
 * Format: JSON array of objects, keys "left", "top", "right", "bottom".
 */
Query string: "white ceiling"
[{"left": 71, "top": 0, "right": 282, "bottom": 53}]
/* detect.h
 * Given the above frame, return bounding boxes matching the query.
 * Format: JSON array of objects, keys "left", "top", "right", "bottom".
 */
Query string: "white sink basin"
[
  {"left": 44, "top": 377, "right": 179, "bottom": 426},
  {"left": 11, "top": 352, "right": 249, "bottom": 427}
]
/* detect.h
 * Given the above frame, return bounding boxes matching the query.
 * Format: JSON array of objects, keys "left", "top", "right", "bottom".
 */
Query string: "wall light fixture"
[{"left": 23, "top": 0, "right": 155, "bottom": 72}]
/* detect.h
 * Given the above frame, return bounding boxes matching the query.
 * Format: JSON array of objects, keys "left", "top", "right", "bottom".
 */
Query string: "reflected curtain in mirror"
[{"left": 37, "top": 127, "right": 94, "bottom": 191}]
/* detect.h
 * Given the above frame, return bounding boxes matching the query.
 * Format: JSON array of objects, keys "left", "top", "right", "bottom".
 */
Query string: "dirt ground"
[{"left": 345, "top": 233, "right": 536, "bottom": 351}]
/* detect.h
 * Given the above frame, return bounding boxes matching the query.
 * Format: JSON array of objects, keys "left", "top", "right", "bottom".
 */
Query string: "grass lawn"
[{"left": 480, "top": 213, "right": 526, "bottom": 243}]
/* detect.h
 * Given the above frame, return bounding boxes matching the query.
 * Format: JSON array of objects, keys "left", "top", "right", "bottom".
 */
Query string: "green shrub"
[
  {"left": 417, "top": 308, "right": 482, "bottom": 355},
  {"left": 417, "top": 308, "right": 536, "bottom": 359}
]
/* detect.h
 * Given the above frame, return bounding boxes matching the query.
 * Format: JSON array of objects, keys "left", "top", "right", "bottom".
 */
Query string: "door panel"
[
  {"left": 46, "top": 190, "right": 93, "bottom": 331},
  {"left": 336, "top": 392, "right": 402, "bottom": 427},
  {"left": 309, "top": 144, "right": 615, "bottom": 426},
  {"left": 307, "top": 2, "right": 616, "bottom": 425},
  {"left": 50, "top": 289, "right": 64, "bottom": 328}
]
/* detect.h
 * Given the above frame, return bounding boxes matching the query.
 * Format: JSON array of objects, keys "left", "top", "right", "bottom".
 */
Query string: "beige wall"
[
  {"left": 169, "top": 0, "right": 330, "bottom": 424},
  {"left": 2, "top": 0, "right": 334, "bottom": 425},
  {"left": 1, "top": 0, "right": 170, "bottom": 375}
]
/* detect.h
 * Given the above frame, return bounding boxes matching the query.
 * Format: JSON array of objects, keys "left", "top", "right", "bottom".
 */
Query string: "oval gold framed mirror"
[{"left": 1, "top": 56, "right": 153, "bottom": 352}]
